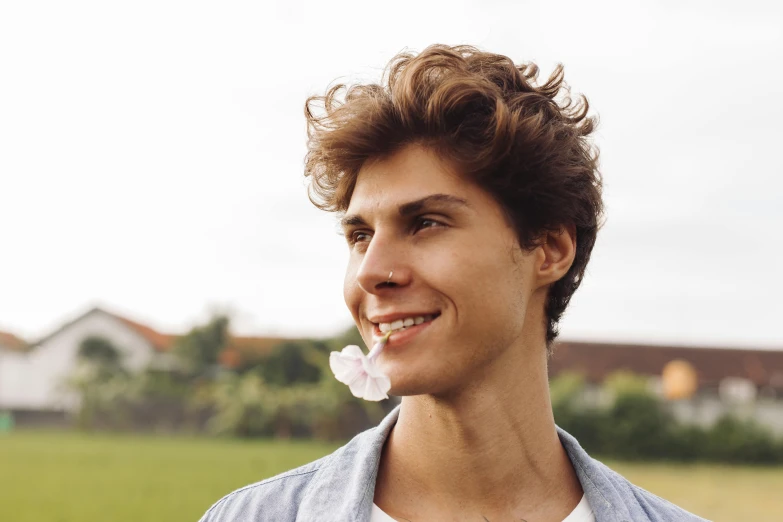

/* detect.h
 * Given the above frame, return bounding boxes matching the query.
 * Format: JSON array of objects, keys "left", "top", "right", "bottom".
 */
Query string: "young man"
[{"left": 200, "top": 45, "right": 706, "bottom": 522}]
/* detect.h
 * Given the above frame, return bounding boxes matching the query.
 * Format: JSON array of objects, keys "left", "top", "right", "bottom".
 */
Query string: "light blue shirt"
[{"left": 199, "top": 404, "right": 709, "bottom": 521}]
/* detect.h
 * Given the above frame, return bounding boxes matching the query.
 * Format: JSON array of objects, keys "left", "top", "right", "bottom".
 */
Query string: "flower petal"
[
  {"left": 330, "top": 344, "right": 391, "bottom": 401},
  {"left": 339, "top": 344, "right": 365, "bottom": 360},
  {"left": 348, "top": 373, "right": 370, "bottom": 398},
  {"left": 362, "top": 373, "right": 391, "bottom": 401},
  {"left": 329, "top": 347, "right": 365, "bottom": 386},
  {"left": 361, "top": 355, "right": 386, "bottom": 378}
]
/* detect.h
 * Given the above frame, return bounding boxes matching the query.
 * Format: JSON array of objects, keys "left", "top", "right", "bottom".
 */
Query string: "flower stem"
[{"left": 368, "top": 332, "right": 391, "bottom": 360}]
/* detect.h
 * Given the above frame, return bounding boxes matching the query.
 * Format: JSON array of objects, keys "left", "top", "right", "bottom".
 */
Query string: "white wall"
[
  {"left": 572, "top": 381, "right": 783, "bottom": 436},
  {"left": 667, "top": 394, "right": 783, "bottom": 436},
  {"left": 0, "top": 350, "right": 35, "bottom": 409},
  {"left": 0, "top": 309, "right": 158, "bottom": 412}
]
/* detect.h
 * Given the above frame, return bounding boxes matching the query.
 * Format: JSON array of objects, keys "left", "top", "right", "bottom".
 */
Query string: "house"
[
  {"left": 0, "top": 308, "right": 176, "bottom": 413},
  {"left": 549, "top": 340, "right": 783, "bottom": 434},
  {"left": 4, "top": 307, "right": 782, "bottom": 434},
  {"left": 0, "top": 329, "right": 29, "bottom": 409},
  {"left": 0, "top": 307, "right": 296, "bottom": 417}
]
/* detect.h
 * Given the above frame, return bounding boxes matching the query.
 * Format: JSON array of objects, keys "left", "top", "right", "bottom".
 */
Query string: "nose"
[{"left": 355, "top": 232, "right": 410, "bottom": 294}]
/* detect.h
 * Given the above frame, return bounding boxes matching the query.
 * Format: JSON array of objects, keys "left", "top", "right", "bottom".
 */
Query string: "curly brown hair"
[{"left": 304, "top": 44, "right": 604, "bottom": 350}]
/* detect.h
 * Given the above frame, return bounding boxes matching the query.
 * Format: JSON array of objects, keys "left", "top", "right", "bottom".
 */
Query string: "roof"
[
  {"left": 0, "top": 330, "right": 27, "bottom": 352},
  {"left": 549, "top": 340, "right": 783, "bottom": 390},
  {"left": 112, "top": 314, "right": 176, "bottom": 353},
  {"left": 26, "top": 306, "right": 299, "bottom": 367},
  {"left": 96, "top": 307, "right": 299, "bottom": 366},
  {"left": 28, "top": 307, "right": 178, "bottom": 353},
  {"left": 219, "top": 336, "right": 301, "bottom": 368},
  {"left": 109, "top": 310, "right": 296, "bottom": 363}
]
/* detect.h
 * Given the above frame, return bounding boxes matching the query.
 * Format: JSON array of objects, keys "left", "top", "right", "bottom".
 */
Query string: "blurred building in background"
[
  {"left": 0, "top": 307, "right": 288, "bottom": 424},
  {"left": 0, "top": 308, "right": 175, "bottom": 419},
  {"left": 550, "top": 341, "right": 783, "bottom": 435},
  {"left": 2, "top": 306, "right": 783, "bottom": 434}
]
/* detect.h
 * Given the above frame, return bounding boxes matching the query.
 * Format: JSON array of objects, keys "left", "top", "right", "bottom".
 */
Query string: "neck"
[{"left": 374, "top": 341, "right": 583, "bottom": 521}]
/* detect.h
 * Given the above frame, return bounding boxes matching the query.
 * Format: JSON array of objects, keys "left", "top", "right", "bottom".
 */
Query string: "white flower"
[{"left": 329, "top": 336, "right": 391, "bottom": 401}]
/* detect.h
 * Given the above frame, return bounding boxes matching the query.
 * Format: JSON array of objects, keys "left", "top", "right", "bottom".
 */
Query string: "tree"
[
  {"left": 173, "top": 315, "right": 230, "bottom": 378},
  {"left": 259, "top": 341, "right": 324, "bottom": 387},
  {"left": 77, "top": 336, "right": 124, "bottom": 372},
  {"left": 69, "top": 336, "right": 132, "bottom": 429}
]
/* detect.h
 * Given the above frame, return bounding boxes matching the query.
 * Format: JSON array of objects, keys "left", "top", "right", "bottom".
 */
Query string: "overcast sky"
[{"left": 1, "top": 0, "right": 781, "bottom": 349}]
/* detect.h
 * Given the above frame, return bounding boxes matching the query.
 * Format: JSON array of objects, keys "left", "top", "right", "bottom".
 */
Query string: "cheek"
[
  {"left": 343, "top": 259, "right": 361, "bottom": 317},
  {"left": 454, "top": 246, "right": 530, "bottom": 337}
]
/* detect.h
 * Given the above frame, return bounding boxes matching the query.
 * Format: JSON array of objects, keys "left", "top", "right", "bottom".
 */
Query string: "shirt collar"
[{"left": 297, "top": 404, "right": 632, "bottom": 522}]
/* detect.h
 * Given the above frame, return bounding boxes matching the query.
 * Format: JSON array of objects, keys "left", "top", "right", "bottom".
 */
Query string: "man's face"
[{"left": 342, "top": 144, "right": 544, "bottom": 397}]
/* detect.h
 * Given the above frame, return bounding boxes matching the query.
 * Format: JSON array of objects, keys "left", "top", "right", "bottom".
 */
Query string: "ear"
[{"left": 536, "top": 224, "right": 577, "bottom": 289}]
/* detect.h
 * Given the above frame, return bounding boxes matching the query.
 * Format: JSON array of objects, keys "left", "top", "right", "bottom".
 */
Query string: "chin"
[
  {"left": 388, "top": 385, "right": 428, "bottom": 398},
  {"left": 382, "top": 371, "right": 424, "bottom": 397},
  {"left": 385, "top": 369, "right": 455, "bottom": 398},
  {"left": 379, "top": 345, "right": 463, "bottom": 396}
]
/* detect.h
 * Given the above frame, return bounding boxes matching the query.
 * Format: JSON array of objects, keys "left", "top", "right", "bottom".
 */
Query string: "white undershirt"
[{"left": 370, "top": 493, "right": 595, "bottom": 522}]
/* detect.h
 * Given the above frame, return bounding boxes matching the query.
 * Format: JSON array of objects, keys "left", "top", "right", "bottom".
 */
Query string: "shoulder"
[
  {"left": 589, "top": 457, "right": 711, "bottom": 522},
  {"left": 197, "top": 405, "right": 404, "bottom": 522},
  {"left": 198, "top": 453, "right": 331, "bottom": 522},
  {"left": 556, "top": 427, "right": 710, "bottom": 521}
]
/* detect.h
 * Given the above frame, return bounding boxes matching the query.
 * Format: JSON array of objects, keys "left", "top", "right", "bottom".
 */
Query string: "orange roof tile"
[
  {"left": 112, "top": 315, "right": 176, "bottom": 353},
  {"left": 218, "top": 336, "right": 296, "bottom": 368},
  {"left": 109, "top": 310, "right": 295, "bottom": 362},
  {"left": 225, "top": 336, "right": 292, "bottom": 354},
  {"left": 0, "top": 330, "right": 27, "bottom": 351},
  {"left": 26, "top": 307, "right": 296, "bottom": 364}
]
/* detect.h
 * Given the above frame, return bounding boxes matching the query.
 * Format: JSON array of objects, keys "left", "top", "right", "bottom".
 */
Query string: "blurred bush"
[
  {"left": 551, "top": 372, "right": 783, "bottom": 464},
  {"left": 63, "top": 317, "right": 783, "bottom": 462},
  {"left": 65, "top": 322, "right": 394, "bottom": 441}
]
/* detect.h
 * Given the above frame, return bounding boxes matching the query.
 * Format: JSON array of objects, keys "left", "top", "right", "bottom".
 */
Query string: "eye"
[
  {"left": 349, "top": 230, "right": 373, "bottom": 245},
  {"left": 413, "top": 217, "right": 443, "bottom": 233}
]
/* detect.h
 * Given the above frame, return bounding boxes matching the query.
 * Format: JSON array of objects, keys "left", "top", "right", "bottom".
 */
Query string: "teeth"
[{"left": 377, "top": 315, "right": 435, "bottom": 334}]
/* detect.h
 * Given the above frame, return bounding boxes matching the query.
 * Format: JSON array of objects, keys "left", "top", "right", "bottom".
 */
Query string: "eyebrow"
[
  {"left": 340, "top": 193, "right": 470, "bottom": 229},
  {"left": 399, "top": 193, "right": 469, "bottom": 216}
]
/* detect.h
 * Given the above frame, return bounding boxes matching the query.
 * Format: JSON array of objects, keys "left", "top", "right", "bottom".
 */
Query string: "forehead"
[{"left": 347, "top": 144, "right": 471, "bottom": 213}]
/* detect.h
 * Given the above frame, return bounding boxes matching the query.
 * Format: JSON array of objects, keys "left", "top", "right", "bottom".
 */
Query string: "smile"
[{"left": 373, "top": 313, "right": 440, "bottom": 335}]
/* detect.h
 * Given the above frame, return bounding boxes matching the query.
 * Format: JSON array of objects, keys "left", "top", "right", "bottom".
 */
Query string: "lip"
[{"left": 368, "top": 311, "right": 440, "bottom": 324}]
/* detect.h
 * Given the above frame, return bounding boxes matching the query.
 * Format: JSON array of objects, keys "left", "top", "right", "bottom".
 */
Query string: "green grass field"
[{"left": 1, "top": 431, "right": 781, "bottom": 521}]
